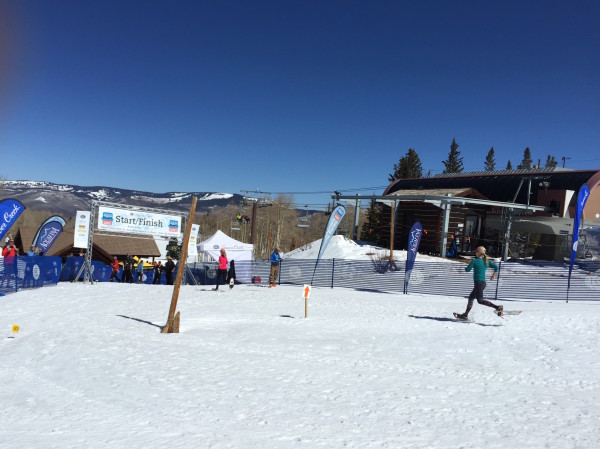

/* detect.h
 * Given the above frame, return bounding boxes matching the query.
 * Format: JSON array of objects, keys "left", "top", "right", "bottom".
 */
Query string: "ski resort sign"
[{"left": 97, "top": 206, "right": 181, "bottom": 238}]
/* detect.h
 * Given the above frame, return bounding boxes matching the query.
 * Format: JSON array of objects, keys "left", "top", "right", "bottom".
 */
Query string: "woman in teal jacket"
[{"left": 455, "top": 246, "right": 503, "bottom": 319}]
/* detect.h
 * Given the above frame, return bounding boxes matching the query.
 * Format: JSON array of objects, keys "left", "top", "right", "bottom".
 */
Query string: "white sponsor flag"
[
  {"left": 187, "top": 224, "right": 200, "bottom": 257},
  {"left": 74, "top": 211, "right": 91, "bottom": 249},
  {"left": 97, "top": 206, "right": 182, "bottom": 238}
]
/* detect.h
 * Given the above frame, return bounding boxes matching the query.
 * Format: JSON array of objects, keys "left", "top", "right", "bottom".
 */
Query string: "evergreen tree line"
[
  {"left": 388, "top": 138, "right": 559, "bottom": 182},
  {"left": 361, "top": 139, "right": 561, "bottom": 245}
]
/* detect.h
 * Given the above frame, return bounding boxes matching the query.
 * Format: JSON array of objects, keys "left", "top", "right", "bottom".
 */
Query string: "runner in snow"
[{"left": 454, "top": 246, "right": 502, "bottom": 319}]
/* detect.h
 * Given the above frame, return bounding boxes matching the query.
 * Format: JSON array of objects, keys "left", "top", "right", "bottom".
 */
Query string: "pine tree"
[
  {"left": 506, "top": 160, "right": 513, "bottom": 170},
  {"left": 545, "top": 155, "right": 558, "bottom": 168},
  {"left": 388, "top": 148, "right": 423, "bottom": 181},
  {"left": 517, "top": 147, "right": 533, "bottom": 170},
  {"left": 442, "top": 138, "right": 464, "bottom": 174},
  {"left": 360, "top": 199, "right": 382, "bottom": 243},
  {"left": 484, "top": 147, "right": 496, "bottom": 171},
  {"left": 166, "top": 237, "right": 182, "bottom": 260}
]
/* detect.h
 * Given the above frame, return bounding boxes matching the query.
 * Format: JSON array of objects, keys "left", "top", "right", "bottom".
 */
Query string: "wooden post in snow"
[{"left": 161, "top": 196, "right": 197, "bottom": 334}]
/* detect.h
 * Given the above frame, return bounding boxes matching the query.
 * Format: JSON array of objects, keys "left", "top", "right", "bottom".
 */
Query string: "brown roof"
[
  {"left": 14, "top": 226, "right": 160, "bottom": 264},
  {"left": 389, "top": 187, "right": 488, "bottom": 200}
]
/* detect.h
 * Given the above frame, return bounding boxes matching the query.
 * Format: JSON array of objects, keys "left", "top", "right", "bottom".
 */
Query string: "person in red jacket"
[
  {"left": 213, "top": 248, "right": 228, "bottom": 290},
  {"left": 1, "top": 239, "right": 18, "bottom": 287},
  {"left": 109, "top": 256, "right": 121, "bottom": 282}
]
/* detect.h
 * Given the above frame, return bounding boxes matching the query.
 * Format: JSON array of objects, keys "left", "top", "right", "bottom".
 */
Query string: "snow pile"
[
  {"left": 2, "top": 283, "right": 599, "bottom": 448},
  {"left": 285, "top": 235, "right": 447, "bottom": 262}
]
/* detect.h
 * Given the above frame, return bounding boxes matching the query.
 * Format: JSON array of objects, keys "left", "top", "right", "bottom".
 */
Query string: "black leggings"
[
  {"left": 216, "top": 269, "right": 227, "bottom": 288},
  {"left": 465, "top": 281, "right": 498, "bottom": 313}
]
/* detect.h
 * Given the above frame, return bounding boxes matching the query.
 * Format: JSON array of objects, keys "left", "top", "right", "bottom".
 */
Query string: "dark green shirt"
[{"left": 465, "top": 257, "right": 498, "bottom": 282}]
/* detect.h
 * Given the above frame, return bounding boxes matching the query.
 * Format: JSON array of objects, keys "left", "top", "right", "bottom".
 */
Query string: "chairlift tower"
[{"left": 240, "top": 189, "right": 274, "bottom": 244}]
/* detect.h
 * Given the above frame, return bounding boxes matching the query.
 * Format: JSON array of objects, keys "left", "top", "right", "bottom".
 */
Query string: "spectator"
[
  {"left": 136, "top": 258, "right": 144, "bottom": 284},
  {"left": 213, "top": 248, "right": 228, "bottom": 291},
  {"left": 164, "top": 256, "right": 175, "bottom": 285},
  {"left": 269, "top": 246, "right": 281, "bottom": 287},
  {"left": 2, "top": 239, "right": 18, "bottom": 287},
  {"left": 122, "top": 254, "right": 134, "bottom": 283},
  {"left": 152, "top": 261, "right": 163, "bottom": 285},
  {"left": 110, "top": 256, "right": 121, "bottom": 282}
]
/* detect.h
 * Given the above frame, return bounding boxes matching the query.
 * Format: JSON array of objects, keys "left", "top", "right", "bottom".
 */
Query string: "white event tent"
[{"left": 196, "top": 230, "right": 254, "bottom": 282}]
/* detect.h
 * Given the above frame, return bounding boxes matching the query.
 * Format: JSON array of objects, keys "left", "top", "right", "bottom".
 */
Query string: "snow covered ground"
[
  {"left": 284, "top": 235, "right": 450, "bottom": 262},
  {"left": 2, "top": 282, "right": 600, "bottom": 448}
]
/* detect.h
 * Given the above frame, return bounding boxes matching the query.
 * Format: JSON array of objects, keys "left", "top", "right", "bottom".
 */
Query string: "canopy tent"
[{"left": 197, "top": 230, "right": 254, "bottom": 282}]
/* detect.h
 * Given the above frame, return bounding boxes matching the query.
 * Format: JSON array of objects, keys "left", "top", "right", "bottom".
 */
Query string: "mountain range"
[{"left": 1, "top": 180, "right": 243, "bottom": 217}]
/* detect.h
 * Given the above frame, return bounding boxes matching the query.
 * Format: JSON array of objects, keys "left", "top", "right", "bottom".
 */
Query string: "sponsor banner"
[
  {"left": 33, "top": 215, "right": 66, "bottom": 253},
  {"left": 404, "top": 221, "right": 423, "bottom": 294},
  {"left": 97, "top": 206, "right": 182, "bottom": 237},
  {"left": 0, "top": 198, "right": 25, "bottom": 241},
  {"left": 188, "top": 224, "right": 200, "bottom": 257},
  {"left": 74, "top": 211, "right": 91, "bottom": 248},
  {"left": 311, "top": 204, "right": 346, "bottom": 283},
  {"left": 316, "top": 205, "right": 346, "bottom": 263},
  {"left": 568, "top": 185, "right": 591, "bottom": 296}
]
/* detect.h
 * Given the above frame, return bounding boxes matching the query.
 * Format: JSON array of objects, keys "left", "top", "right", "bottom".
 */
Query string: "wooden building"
[{"left": 339, "top": 168, "right": 600, "bottom": 261}]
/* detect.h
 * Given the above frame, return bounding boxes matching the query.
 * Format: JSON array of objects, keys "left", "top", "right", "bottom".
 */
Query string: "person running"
[
  {"left": 454, "top": 246, "right": 502, "bottom": 319},
  {"left": 269, "top": 246, "right": 281, "bottom": 288},
  {"left": 214, "top": 248, "right": 228, "bottom": 290}
]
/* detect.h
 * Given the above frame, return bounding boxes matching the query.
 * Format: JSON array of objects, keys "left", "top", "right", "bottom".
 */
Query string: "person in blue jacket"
[
  {"left": 269, "top": 246, "right": 281, "bottom": 287},
  {"left": 455, "top": 246, "right": 502, "bottom": 319}
]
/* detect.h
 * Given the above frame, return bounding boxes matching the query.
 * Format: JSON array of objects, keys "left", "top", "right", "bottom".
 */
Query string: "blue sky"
[{"left": 1, "top": 0, "right": 599, "bottom": 209}]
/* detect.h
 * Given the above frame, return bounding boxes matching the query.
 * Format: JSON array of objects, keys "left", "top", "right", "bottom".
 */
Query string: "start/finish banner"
[{"left": 97, "top": 206, "right": 182, "bottom": 238}]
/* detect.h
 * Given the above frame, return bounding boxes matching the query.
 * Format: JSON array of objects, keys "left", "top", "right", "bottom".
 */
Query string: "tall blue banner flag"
[
  {"left": 0, "top": 198, "right": 25, "bottom": 241},
  {"left": 567, "top": 185, "right": 590, "bottom": 299},
  {"left": 33, "top": 215, "right": 66, "bottom": 254},
  {"left": 404, "top": 221, "right": 423, "bottom": 294},
  {"left": 311, "top": 204, "right": 346, "bottom": 284}
]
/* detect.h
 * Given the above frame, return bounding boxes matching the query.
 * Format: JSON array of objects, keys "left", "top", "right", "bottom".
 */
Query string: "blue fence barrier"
[
  {"left": 0, "top": 256, "right": 62, "bottom": 294},
  {"left": 60, "top": 257, "right": 169, "bottom": 284},
  {"left": 5, "top": 255, "right": 598, "bottom": 302},
  {"left": 183, "top": 258, "right": 600, "bottom": 302}
]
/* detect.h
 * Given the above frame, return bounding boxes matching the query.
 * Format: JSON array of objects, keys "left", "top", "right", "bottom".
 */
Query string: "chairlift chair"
[
  {"left": 258, "top": 192, "right": 273, "bottom": 208},
  {"left": 296, "top": 205, "right": 310, "bottom": 228}
]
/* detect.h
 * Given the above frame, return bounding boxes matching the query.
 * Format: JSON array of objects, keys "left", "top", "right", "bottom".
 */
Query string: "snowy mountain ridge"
[{"left": 1, "top": 180, "right": 241, "bottom": 216}]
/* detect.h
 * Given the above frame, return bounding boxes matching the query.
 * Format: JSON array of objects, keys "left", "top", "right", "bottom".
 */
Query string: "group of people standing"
[{"left": 109, "top": 254, "right": 176, "bottom": 285}]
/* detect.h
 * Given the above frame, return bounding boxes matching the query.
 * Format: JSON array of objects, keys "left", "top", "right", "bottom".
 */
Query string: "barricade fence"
[
  {"left": 4, "top": 256, "right": 599, "bottom": 302},
  {"left": 0, "top": 256, "right": 62, "bottom": 294},
  {"left": 184, "top": 258, "right": 600, "bottom": 301}
]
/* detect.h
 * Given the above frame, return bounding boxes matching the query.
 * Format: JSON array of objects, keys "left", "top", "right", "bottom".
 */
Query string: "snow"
[
  {"left": 2, "top": 236, "right": 599, "bottom": 447},
  {"left": 198, "top": 193, "right": 234, "bottom": 201},
  {"left": 2, "top": 283, "right": 600, "bottom": 448},
  {"left": 285, "top": 235, "right": 451, "bottom": 263},
  {"left": 87, "top": 188, "right": 111, "bottom": 200}
]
